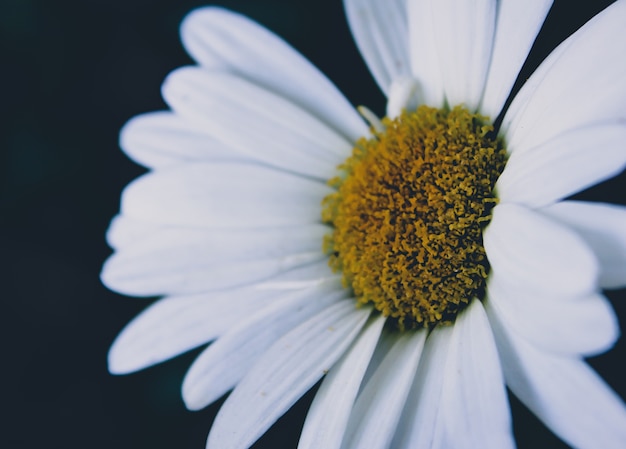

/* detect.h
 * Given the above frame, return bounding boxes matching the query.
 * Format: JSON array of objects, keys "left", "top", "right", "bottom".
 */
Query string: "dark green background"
[{"left": 2, "top": 0, "right": 624, "bottom": 448}]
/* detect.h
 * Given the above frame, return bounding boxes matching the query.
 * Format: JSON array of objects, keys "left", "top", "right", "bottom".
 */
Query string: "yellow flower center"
[{"left": 322, "top": 105, "right": 507, "bottom": 330}]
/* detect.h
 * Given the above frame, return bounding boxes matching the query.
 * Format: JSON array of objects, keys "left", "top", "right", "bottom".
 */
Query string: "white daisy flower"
[{"left": 102, "top": 1, "right": 626, "bottom": 448}]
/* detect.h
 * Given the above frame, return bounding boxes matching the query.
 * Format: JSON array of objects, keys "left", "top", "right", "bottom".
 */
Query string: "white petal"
[
  {"left": 105, "top": 215, "right": 162, "bottom": 250},
  {"left": 254, "top": 259, "right": 340, "bottom": 290},
  {"left": 162, "top": 68, "right": 353, "bottom": 180},
  {"left": 107, "top": 286, "right": 280, "bottom": 374},
  {"left": 354, "top": 327, "right": 398, "bottom": 394},
  {"left": 542, "top": 201, "right": 626, "bottom": 289},
  {"left": 499, "top": 25, "right": 577, "bottom": 142},
  {"left": 180, "top": 7, "right": 367, "bottom": 143},
  {"left": 343, "top": 0, "right": 410, "bottom": 95},
  {"left": 340, "top": 329, "right": 426, "bottom": 449},
  {"left": 391, "top": 325, "right": 453, "bottom": 449},
  {"left": 386, "top": 77, "right": 421, "bottom": 118},
  {"left": 486, "top": 302, "right": 626, "bottom": 449},
  {"left": 206, "top": 301, "right": 371, "bottom": 449},
  {"left": 406, "top": 0, "right": 445, "bottom": 106},
  {"left": 297, "top": 314, "right": 386, "bottom": 449},
  {"left": 101, "top": 225, "right": 326, "bottom": 296},
  {"left": 183, "top": 282, "right": 346, "bottom": 410},
  {"left": 436, "top": 300, "right": 514, "bottom": 449},
  {"left": 120, "top": 162, "right": 332, "bottom": 228},
  {"left": 483, "top": 203, "right": 599, "bottom": 297},
  {"left": 487, "top": 275, "right": 619, "bottom": 356},
  {"left": 119, "top": 111, "right": 249, "bottom": 169},
  {"left": 479, "top": 0, "right": 553, "bottom": 119},
  {"left": 495, "top": 123, "right": 626, "bottom": 208},
  {"left": 431, "top": 0, "right": 496, "bottom": 110},
  {"left": 504, "top": 0, "right": 626, "bottom": 152}
]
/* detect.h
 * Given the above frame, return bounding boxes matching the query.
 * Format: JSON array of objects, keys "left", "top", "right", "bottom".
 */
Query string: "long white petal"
[
  {"left": 431, "top": 0, "right": 496, "bottom": 110},
  {"left": 483, "top": 203, "right": 599, "bottom": 297},
  {"left": 407, "top": 0, "right": 444, "bottom": 106},
  {"left": 354, "top": 328, "right": 398, "bottom": 395},
  {"left": 206, "top": 301, "right": 371, "bottom": 449},
  {"left": 180, "top": 7, "right": 367, "bottom": 143},
  {"left": 542, "top": 201, "right": 626, "bottom": 289},
  {"left": 120, "top": 111, "right": 248, "bottom": 169},
  {"left": 499, "top": 24, "right": 578, "bottom": 142},
  {"left": 479, "top": 0, "right": 553, "bottom": 119},
  {"left": 487, "top": 275, "right": 619, "bottom": 356},
  {"left": 120, "top": 162, "right": 332, "bottom": 228},
  {"left": 340, "top": 329, "right": 427, "bottom": 449},
  {"left": 162, "top": 68, "right": 352, "bottom": 180},
  {"left": 436, "top": 300, "right": 514, "bottom": 449},
  {"left": 486, "top": 302, "right": 626, "bottom": 449},
  {"left": 391, "top": 325, "right": 453, "bottom": 449},
  {"left": 183, "top": 282, "right": 346, "bottom": 410},
  {"left": 101, "top": 225, "right": 327, "bottom": 296},
  {"left": 343, "top": 0, "right": 410, "bottom": 95},
  {"left": 495, "top": 122, "right": 626, "bottom": 208},
  {"left": 298, "top": 314, "right": 386, "bottom": 449},
  {"left": 107, "top": 286, "right": 281, "bottom": 374},
  {"left": 503, "top": 0, "right": 626, "bottom": 152}
]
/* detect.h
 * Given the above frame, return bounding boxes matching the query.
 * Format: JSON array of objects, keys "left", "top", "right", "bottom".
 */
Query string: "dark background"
[{"left": 2, "top": 0, "right": 624, "bottom": 448}]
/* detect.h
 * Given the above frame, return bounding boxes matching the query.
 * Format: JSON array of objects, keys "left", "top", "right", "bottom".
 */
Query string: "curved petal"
[
  {"left": 431, "top": 0, "right": 496, "bottom": 110},
  {"left": 182, "top": 282, "right": 346, "bottom": 410},
  {"left": 340, "top": 329, "right": 427, "bottom": 449},
  {"left": 486, "top": 302, "right": 626, "bottom": 449},
  {"left": 436, "top": 300, "right": 514, "bottom": 449},
  {"left": 297, "top": 314, "right": 386, "bottom": 449},
  {"left": 499, "top": 25, "right": 578, "bottom": 144},
  {"left": 107, "top": 286, "right": 280, "bottom": 374},
  {"left": 391, "top": 325, "right": 453, "bottom": 449},
  {"left": 495, "top": 122, "right": 626, "bottom": 208},
  {"left": 541, "top": 201, "right": 626, "bottom": 289},
  {"left": 354, "top": 328, "right": 398, "bottom": 395},
  {"left": 162, "top": 68, "right": 353, "bottom": 180},
  {"left": 479, "top": 0, "right": 553, "bottom": 119},
  {"left": 206, "top": 301, "right": 371, "bottom": 449},
  {"left": 343, "top": 0, "right": 410, "bottom": 95},
  {"left": 483, "top": 203, "right": 599, "bottom": 297},
  {"left": 119, "top": 111, "right": 249, "bottom": 169},
  {"left": 503, "top": 0, "right": 626, "bottom": 153},
  {"left": 101, "top": 225, "right": 326, "bottom": 296},
  {"left": 120, "top": 162, "right": 332, "bottom": 228},
  {"left": 487, "top": 275, "right": 619, "bottom": 356},
  {"left": 180, "top": 7, "right": 367, "bottom": 143}
]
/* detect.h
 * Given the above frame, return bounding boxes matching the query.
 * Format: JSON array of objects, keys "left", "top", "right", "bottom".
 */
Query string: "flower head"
[{"left": 103, "top": 1, "right": 626, "bottom": 448}]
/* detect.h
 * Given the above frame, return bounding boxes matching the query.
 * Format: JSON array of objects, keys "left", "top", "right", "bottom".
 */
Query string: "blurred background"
[{"left": 1, "top": 0, "right": 624, "bottom": 448}]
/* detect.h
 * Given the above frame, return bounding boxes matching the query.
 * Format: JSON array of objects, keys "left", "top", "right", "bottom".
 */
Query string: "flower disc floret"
[{"left": 322, "top": 105, "right": 507, "bottom": 329}]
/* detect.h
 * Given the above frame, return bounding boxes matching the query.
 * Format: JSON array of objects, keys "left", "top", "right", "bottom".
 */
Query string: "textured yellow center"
[{"left": 322, "top": 105, "right": 507, "bottom": 330}]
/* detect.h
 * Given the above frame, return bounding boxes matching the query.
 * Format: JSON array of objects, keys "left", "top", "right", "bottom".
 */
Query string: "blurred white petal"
[
  {"left": 487, "top": 275, "right": 619, "bottom": 356},
  {"left": 343, "top": 0, "right": 410, "bottom": 95},
  {"left": 542, "top": 201, "right": 626, "bottom": 289},
  {"left": 181, "top": 7, "right": 367, "bottom": 143},
  {"left": 484, "top": 203, "right": 599, "bottom": 297},
  {"left": 487, "top": 302, "right": 626, "bottom": 449}
]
